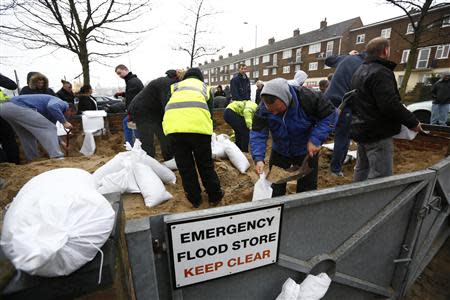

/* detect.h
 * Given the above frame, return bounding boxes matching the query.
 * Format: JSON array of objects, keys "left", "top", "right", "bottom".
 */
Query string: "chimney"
[
  {"left": 204, "top": 60, "right": 208, "bottom": 65},
  {"left": 219, "top": 55, "right": 223, "bottom": 60},
  {"left": 320, "top": 18, "right": 327, "bottom": 29},
  {"left": 228, "top": 53, "right": 233, "bottom": 57},
  {"left": 239, "top": 48, "right": 244, "bottom": 54},
  {"left": 268, "top": 37, "right": 275, "bottom": 45},
  {"left": 293, "top": 29, "right": 300, "bottom": 37},
  {"left": 211, "top": 59, "right": 215, "bottom": 62}
]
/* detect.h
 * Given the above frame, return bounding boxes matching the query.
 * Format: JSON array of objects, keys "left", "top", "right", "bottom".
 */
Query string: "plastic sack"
[
  {"left": 0, "top": 168, "right": 115, "bottom": 277},
  {"left": 298, "top": 273, "right": 332, "bottom": 300},
  {"left": 252, "top": 173, "right": 273, "bottom": 201},
  {"left": 223, "top": 139, "right": 250, "bottom": 173},
  {"left": 276, "top": 278, "right": 300, "bottom": 300},
  {"left": 80, "top": 132, "right": 96, "bottom": 156},
  {"left": 93, "top": 152, "right": 129, "bottom": 185},
  {"left": 133, "top": 163, "right": 172, "bottom": 207},
  {"left": 393, "top": 125, "right": 417, "bottom": 140},
  {"left": 163, "top": 158, "right": 178, "bottom": 170},
  {"left": 211, "top": 134, "right": 227, "bottom": 159},
  {"left": 97, "top": 157, "right": 140, "bottom": 194}
]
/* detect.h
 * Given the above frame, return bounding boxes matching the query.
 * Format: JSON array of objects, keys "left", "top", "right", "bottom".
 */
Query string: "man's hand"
[
  {"left": 255, "top": 161, "right": 265, "bottom": 175},
  {"left": 63, "top": 121, "right": 73, "bottom": 130},
  {"left": 411, "top": 122, "right": 423, "bottom": 133},
  {"left": 349, "top": 50, "right": 359, "bottom": 55},
  {"left": 307, "top": 141, "right": 321, "bottom": 157}
]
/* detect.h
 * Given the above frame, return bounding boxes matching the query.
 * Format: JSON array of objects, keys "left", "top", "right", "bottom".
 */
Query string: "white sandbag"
[
  {"left": 216, "top": 134, "right": 230, "bottom": 143},
  {"left": 223, "top": 140, "right": 250, "bottom": 173},
  {"left": 252, "top": 173, "right": 273, "bottom": 201},
  {"left": 322, "top": 143, "right": 334, "bottom": 151},
  {"left": 97, "top": 157, "right": 140, "bottom": 194},
  {"left": 80, "top": 132, "right": 96, "bottom": 156},
  {"left": 298, "top": 273, "right": 332, "bottom": 300},
  {"left": 92, "top": 152, "right": 130, "bottom": 185},
  {"left": 0, "top": 168, "right": 115, "bottom": 277},
  {"left": 163, "top": 158, "right": 178, "bottom": 170},
  {"left": 276, "top": 278, "right": 300, "bottom": 300},
  {"left": 393, "top": 125, "right": 417, "bottom": 140},
  {"left": 211, "top": 136, "right": 227, "bottom": 159},
  {"left": 133, "top": 163, "right": 172, "bottom": 207}
]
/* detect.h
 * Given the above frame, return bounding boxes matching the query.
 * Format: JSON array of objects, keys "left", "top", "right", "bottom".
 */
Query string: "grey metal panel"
[{"left": 429, "top": 156, "right": 450, "bottom": 205}]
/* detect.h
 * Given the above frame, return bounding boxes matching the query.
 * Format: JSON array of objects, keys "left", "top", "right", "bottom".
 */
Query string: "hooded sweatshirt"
[{"left": 20, "top": 72, "right": 56, "bottom": 96}]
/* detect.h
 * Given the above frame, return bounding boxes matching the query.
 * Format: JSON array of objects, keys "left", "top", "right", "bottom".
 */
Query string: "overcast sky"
[{"left": 0, "top": 0, "right": 409, "bottom": 91}]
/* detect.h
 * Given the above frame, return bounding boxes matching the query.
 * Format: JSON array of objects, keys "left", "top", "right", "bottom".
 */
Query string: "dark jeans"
[
  {"left": 0, "top": 116, "right": 19, "bottom": 164},
  {"left": 169, "top": 133, "right": 222, "bottom": 205},
  {"left": 330, "top": 108, "right": 351, "bottom": 173},
  {"left": 223, "top": 108, "right": 249, "bottom": 152},
  {"left": 269, "top": 150, "right": 318, "bottom": 197},
  {"left": 136, "top": 118, "right": 172, "bottom": 161}
]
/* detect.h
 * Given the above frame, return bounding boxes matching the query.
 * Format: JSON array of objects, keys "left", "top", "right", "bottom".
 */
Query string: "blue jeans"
[
  {"left": 123, "top": 115, "right": 135, "bottom": 146},
  {"left": 330, "top": 108, "right": 352, "bottom": 173},
  {"left": 431, "top": 103, "right": 449, "bottom": 125}
]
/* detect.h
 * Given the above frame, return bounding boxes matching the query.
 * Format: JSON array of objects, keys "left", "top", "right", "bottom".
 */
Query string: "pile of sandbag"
[
  {"left": 1, "top": 168, "right": 115, "bottom": 277},
  {"left": 93, "top": 139, "right": 175, "bottom": 207},
  {"left": 211, "top": 133, "right": 250, "bottom": 174}
]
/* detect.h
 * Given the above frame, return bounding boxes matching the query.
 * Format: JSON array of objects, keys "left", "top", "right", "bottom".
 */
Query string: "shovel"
[
  {"left": 63, "top": 128, "right": 72, "bottom": 156},
  {"left": 267, "top": 154, "right": 317, "bottom": 184}
]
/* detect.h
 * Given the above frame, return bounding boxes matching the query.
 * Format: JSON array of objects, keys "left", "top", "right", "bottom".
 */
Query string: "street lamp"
[{"left": 243, "top": 22, "right": 258, "bottom": 81}]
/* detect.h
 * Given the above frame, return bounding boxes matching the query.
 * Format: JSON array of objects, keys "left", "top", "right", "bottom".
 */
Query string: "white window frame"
[
  {"left": 262, "top": 55, "right": 270, "bottom": 63},
  {"left": 309, "top": 62, "right": 318, "bottom": 71},
  {"left": 435, "top": 44, "right": 450, "bottom": 59},
  {"left": 219, "top": 76, "right": 223, "bottom": 81},
  {"left": 263, "top": 69, "right": 269, "bottom": 76},
  {"left": 420, "top": 73, "right": 432, "bottom": 84},
  {"left": 326, "top": 41, "right": 333, "bottom": 57},
  {"left": 245, "top": 59, "right": 251, "bottom": 66},
  {"left": 416, "top": 47, "right": 431, "bottom": 69},
  {"left": 295, "top": 48, "right": 302, "bottom": 63},
  {"left": 308, "top": 43, "right": 321, "bottom": 54},
  {"left": 272, "top": 67, "right": 277, "bottom": 75},
  {"left": 356, "top": 34, "right": 365, "bottom": 44},
  {"left": 295, "top": 64, "right": 301, "bottom": 72},
  {"left": 401, "top": 49, "right": 410, "bottom": 64},
  {"left": 253, "top": 70, "right": 259, "bottom": 78},
  {"left": 406, "top": 22, "right": 417, "bottom": 34},
  {"left": 442, "top": 15, "right": 450, "bottom": 27},
  {"left": 246, "top": 71, "right": 250, "bottom": 77},
  {"left": 381, "top": 28, "right": 391, "bottom": 39},
  {"left": 282, "top": 66, "right": 290, "bottom": 74},
  {"left": 272, "top": 53, "right": 278, "bottom": 65},
  {"left": 229, "top": 64, "right": 235, "bottom": 70},
  {"left": 282, "top": 50, "right": 292, "bottom": 59}
]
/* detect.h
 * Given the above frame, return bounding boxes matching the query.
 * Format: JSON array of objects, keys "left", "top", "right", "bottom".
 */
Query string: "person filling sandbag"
[
  {"left": 223, "top": 100, "right": 258, "bottom": 153},
  {"left": 162, "top": 68, "right": 224, "bottom": 208},
  {"left": 0, "top": 168, "right": 115, "bottom": 277},
  {"left": 251, "top": 78, "right": 337, "bottom": 197}
]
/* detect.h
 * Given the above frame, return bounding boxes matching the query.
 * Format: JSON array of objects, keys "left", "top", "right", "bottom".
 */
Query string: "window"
[
  {"left": 309, "top": 62, "right": 318, "bottom": 71},
  {"left": 401, "top": 49, "right": 410, "bottom": 63},
  {"left": 212, "top": 77, "right": 216, "bottom": 82},
  {"left": 326, "top": 41, "right": 333, "bottom": 57},
  {"left": 295, "top": 48, "right": 302, "bottom": 63},
  {"left": 262, "top": 55, "right": 270, "bottom": 63},
  {"left": 283, "top": 66, "right": 290, "bottom": 74},
  {"left": 246, "top": 71, "right": 250, "bottom": 77},
  {"left": 229, "top": 64, "right": 235, "bottom": 70},
  {"left": 356, "top": 34, "right": 365, "bottom": 44},
  {"left": 381, "top": 28, "right": 391, "bottom": 39},
  {"left": 419, "top": 73, "right": 432, "bottom": 84},
  {"left": 272, "top": 53, "right": 277, "bottom": 65},
  {"left": 435, "top": 44, "right": 450, "bottom": 59},
  {"left": 416, "top": 48, "right": 431, "bottom": 69},
  {"left": 211, "top": 69, "right": 215, "bottom": 74},
  {"left": 253, "top": 71, "right": 259, "bottom": 78},
  {"left": 406, "top": 22, "right": 417, "bottom": 34},
  {"left": 295, "top": 65, "right": 301, "bottom": 72},
  {"left": 282, "top": 50, "right": 292, "bottom": 59},
  {"left": 263, "top": 69, "right": 269, "bottom": 76},
  {"left": 442, "top": 15, "right": 450, "bottom": 27},
  {"left": 309, "top": 43, "right": 321, "bottom": 54},
  {"left": 219, "top": 76, "right": 223, "bottom": 81},
  {"left": 272, "top": 67, "right": 277, "bottom": 75},
  {"left": 245, "top": 59, "right": 251, "bottom": 66},
  {"left": 220, "top": 66, "right": 224, "bottom": 72},
  {"left": 203, "top": 70, "right": 208, "bottom": 75},
  {"left": 205, "top": 78, "right": 209, "bottom": 84}
]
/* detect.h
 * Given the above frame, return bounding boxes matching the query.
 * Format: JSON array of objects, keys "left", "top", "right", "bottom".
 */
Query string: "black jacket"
[
  {"left": 56, "top": 88, "right": 75, "bottom": 104},
  {"left": 431, "top": 79, "right": 450, "bottom": 104},
  {"left": 128, "top": 76, "right": 177, "bottom": 122},
  {"left": 124, "top": 72, "right": 144, "bottom": 109},
  {"left": 0, "top": 74, "right": 17, "bottom": 90},
  {"left": 20, "top": 86, "right": 56, "bottom": 96},
  {"left": 230, "top": 73, "right": 251, "bottom": 100},
  {"left": 77, "top": 95, "right": 97, "bottom": 114},
  {"left": 350, "top": 56, "right": 418, "bottom": 143}
]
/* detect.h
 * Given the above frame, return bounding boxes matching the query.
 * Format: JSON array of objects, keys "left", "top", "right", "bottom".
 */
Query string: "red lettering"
[
  {"left": 245, "top": 253, "right": 253, "bottom": 263},
  {"left": 254, "top": 251, "right": 262, "bottom": 260},
  {"left": 262, "top": 249, "right": 270, "bottom": 259},
  {"left": 215, "top": 261, "right": 223, "bottom": 270},
  {"left": 195, "top": 265, "right": 204, "bottom": 275},
  {"left": 228, "top": 258, "right": 236, "bottom": 267},
  {"left": 205, "top": 263, "right": 214, "bottom": 273},
  {"left": 184, "top": 267, "right": 194, "bottom": 278}
]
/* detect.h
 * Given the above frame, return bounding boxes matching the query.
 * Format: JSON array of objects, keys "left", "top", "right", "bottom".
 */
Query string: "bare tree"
[
  {"left": 386, "top": 0, "right": 449, "bottom": 98},
  {"left": 176, "top": 0, "right": 223, "bottom": 68},
  {"left": 1, "top": 0, "right": 151, "bottom": 85}
]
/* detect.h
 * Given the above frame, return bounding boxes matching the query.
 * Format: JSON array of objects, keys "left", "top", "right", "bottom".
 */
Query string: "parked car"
[
  {"left": 93, "top": 95, "right": 126, "bottom": 113},
  {"left": 406, "top": 100, "right": 450, "bottom": 125}
]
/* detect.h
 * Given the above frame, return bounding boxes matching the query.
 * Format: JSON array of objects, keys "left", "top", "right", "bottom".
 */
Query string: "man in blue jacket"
[
  {"left": 0, "top": 94, "right": 75, "bottom": 161},
  {"left": 251, "top": 78, "right": 337, "bottom": 197},
  {"left": 230, "top": 64, "right": 251, "bottom": 101},
  {"left": 325, "top": 50, "right": 366, "bottom": 177}
]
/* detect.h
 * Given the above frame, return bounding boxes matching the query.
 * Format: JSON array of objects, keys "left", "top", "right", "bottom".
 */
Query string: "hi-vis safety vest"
[
  {"left": 0, "top": 89, "right": 9, "bottom": 102},
  {"left": 163, "top": 78, "right": 213, "bottom": 135}
]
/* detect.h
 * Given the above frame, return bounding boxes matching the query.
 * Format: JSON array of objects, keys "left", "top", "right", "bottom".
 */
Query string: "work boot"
[
  {"left": 209, "top": 189, "right": 224, "bottom": 206},
  {"left": 187, "top": 194, "right": 202, "bottom": 208}
]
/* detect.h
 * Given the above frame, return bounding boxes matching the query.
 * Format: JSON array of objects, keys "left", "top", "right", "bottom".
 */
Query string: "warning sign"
[{"left": 168, "top": 206, "right": 282, "bottom": 287}]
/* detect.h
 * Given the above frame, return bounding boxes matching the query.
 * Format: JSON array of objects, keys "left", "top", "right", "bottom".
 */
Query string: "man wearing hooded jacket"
[{"left": 251, "top": 78, "right": 337, "bottom": 197}]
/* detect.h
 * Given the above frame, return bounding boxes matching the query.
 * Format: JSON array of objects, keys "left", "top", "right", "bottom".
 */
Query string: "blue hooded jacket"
[
  {"left": 10, "top": 94, "right": 69, "bottom": 124},
  {"left": 250, "top": 85, "right": 336, "bottom": 162}
]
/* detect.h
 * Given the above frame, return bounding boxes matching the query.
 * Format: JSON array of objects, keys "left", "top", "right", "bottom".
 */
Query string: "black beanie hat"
[
  {"left": 165, "top": 69, "right": 177, "bottom": 78},
  {"left": 184, "top": 68, "right": 204, "bottom": 82}
]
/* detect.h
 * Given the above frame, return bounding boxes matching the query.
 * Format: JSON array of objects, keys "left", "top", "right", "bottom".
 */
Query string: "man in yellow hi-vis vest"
[
  {"left": 163, "top": 68, "right": 223, "bottom": 208},
  {"left": 223, "top": 100, "right": 258, "bottom": 153}
]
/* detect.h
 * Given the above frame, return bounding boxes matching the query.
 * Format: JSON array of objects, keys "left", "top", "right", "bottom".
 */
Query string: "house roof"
[{"left": 199, "top": 17, "right": 362, "bottom": 70}]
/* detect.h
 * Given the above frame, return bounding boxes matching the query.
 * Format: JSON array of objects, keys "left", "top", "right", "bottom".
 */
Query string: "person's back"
[
  {"left": 325, "top": 52, "right": 366, "bottom": 107},
  {"left": 10, "top": 94, "right": 68, "bottom": 124}
]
